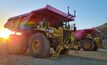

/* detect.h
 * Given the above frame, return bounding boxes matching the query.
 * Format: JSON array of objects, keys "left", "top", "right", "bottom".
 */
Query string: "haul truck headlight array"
[
  {"left": 48, "top": 28, "right": 54, "bottom": 33},
  {"left": 0, "top": 28, "right": 22, "bottom": 39},
  {"left": 10, "top": 31, "right": 22, "bottom": 36}
]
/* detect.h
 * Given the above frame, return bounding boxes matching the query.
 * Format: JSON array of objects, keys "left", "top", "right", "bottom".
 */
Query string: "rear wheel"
[
  {"left": 29, "top": 33, "right": 50, "bottom": 58},
  {"left": 81, "top": 38, "right": 96, "bottom": 51},
  {"left": 6, "top": 35, "right": 28, "bottom": 54}
]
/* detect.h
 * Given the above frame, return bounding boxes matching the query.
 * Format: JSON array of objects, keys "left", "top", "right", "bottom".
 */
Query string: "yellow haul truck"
[{"left": 4, "top": 5, "right": 102, "bottom": 58}]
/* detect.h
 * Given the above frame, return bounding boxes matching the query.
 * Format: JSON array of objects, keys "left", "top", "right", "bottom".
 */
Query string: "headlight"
[
  {"left": 11, "top": 31, "right": 22, "bottom": 35},
  {"left": 48, "top": 28, "right": 54, "bottom": 33},
  {"left": 16, "top": 32, "right": 22, "bottom": 35}
]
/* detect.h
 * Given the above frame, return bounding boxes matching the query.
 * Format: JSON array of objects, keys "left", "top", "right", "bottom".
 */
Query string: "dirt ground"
[
  {"left": 0, "top": 54, "right": 107, "bottom": 65},
  {"left": 68, "top": 49, "right": 107, "bottom": 60},
  {"left": 0, "top": 44, "right": 107, "bottom": 65}
]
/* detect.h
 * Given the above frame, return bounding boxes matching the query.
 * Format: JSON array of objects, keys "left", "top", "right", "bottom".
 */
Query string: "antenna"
[
  {"left": 68, "top": 6, "right": 70, "bottom": 15},
  {"left": 74, "top": 10, "right": 76, "bottom": 17},
  {"left": 67, "top": 6, "right": 76, "bottom": 17}
]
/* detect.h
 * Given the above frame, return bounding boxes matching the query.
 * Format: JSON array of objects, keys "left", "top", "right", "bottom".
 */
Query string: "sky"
[{"left": 0, "top": 0, "right": 107, "bottom": 30}]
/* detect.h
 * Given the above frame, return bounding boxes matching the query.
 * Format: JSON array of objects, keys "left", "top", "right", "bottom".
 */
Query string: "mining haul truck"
[
  {"left": 74, "top": 28, "right": 103, "bottom": 51},
  {"left": 4, "top": 5, "right": 102, "bottom": 58}
]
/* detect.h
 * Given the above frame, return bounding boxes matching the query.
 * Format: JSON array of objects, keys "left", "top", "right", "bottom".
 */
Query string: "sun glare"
[{"left": 0, "top": 28, "right": 12, "bottom": 39}]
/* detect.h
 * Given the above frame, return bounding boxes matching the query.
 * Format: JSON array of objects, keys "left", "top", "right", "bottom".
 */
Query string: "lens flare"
[{"left": 0, "top": 28, "right": 12, "bottom": 39}]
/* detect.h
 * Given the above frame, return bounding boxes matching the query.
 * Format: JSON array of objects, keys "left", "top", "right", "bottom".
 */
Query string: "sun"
[{"left": 0, "top": 28, "right": 12, "bottom": 39}]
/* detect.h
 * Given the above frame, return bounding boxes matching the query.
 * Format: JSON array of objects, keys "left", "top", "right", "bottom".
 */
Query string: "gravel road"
[
  {"left": 0, "top": 44, "right": 107, "bottom": 65},
  {"left": 0, "top": 54, "right": 107, "bottom": 65}
]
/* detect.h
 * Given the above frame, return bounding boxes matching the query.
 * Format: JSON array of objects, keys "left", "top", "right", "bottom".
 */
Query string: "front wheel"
[
  {"left": 6, "top": 35, "right": 28, "bottom": 54},
  {"left": 29, "top": 33, "right": 50, "bottom": 58},
  {"left": 81, "top": 38, "right": 97, "bottom": 51}
]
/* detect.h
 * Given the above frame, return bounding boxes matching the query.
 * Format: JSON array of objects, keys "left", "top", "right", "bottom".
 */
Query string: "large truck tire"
[
  {"left": 81, "top": 38, "right": 97, "bottom": 51},
  {"left": 6, "top": 35, "right": 28, "bottom": 54},
  {"left": 29, "top": 33, "right": 50, "bottom": 58}
]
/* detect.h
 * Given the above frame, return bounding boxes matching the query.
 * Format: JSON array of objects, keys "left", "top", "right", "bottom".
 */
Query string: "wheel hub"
[
  {"left": 32, "top": 40, "right": 40, "bottom": 53},
  {"left": 83, "top": 42, "right": 90, "bottom": 49}
]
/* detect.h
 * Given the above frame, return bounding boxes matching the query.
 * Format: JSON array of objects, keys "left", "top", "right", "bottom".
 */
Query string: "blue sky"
[{"left": 0, "top": 0, "right": 107, "bottom": 30}]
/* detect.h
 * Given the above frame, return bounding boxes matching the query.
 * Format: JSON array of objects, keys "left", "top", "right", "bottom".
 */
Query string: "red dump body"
[
  {"left": 4, "top": 5, "right": 74, "bottom": 30},
  {"left": 74, "top": 28, "right": 101, "bottom": 40}
]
